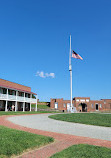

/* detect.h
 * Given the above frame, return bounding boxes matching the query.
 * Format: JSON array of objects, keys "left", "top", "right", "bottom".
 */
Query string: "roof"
[
  {"left": 0, "top": 84, "right": 37, "bottom": 95},
  {"left": 0, "top": 85, "right": 37, "bottom": 95},
  {"left": 0, "top": 79, "right": 37, "bottom": 95},
  {"left": 0, "top": 78, "right": 31, "bottom": 90}
]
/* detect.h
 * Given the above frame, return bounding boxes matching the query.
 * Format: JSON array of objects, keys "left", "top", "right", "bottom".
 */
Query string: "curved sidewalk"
[
  {"left": 0, "top": 114, "right": 111, "bottom": 158},
  {"left": 8, "top": 113, "right": 111, "bottom": 141}
]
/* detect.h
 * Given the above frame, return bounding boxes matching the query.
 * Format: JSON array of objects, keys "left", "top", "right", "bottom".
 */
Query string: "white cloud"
[
  {"left": 49, "top": 73, "right": 55, "bottom": 78},
  {"left": 36, "top": 71, "right": 45, "bottom": 78},
  {"left": 36, "top": 71, "right": 55, "bottom": 78}
]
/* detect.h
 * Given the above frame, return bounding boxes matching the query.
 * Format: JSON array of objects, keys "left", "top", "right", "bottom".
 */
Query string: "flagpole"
[{"left": 69, "top": 35, "right": 73, "bottom": 112}]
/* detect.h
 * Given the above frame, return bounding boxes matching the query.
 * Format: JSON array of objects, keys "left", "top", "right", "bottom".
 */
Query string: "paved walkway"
[
  {"left": 0, "top": 114, "right": 111, "bottom": 158},
  {"left": 8, "top": 113, "right": 111, "bottom": 141}
]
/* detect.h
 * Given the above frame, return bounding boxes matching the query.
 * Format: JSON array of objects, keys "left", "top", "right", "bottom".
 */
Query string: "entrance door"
[
  {"left": 55, "top": 102, "right": 58, "bottom": 109},
  {"left": 82, "top": 103, "right": 87, "bottom": 112},
  {"left": 67, "top": 103, "right": 71, "bottom": 112},
  {"left": 95, "top": 104, "right": 98, "bottom": 110}
]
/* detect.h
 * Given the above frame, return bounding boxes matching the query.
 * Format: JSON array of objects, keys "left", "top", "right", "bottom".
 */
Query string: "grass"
[
  {"left": 0, "top": 111, "right": 59, "bottom": 116},
  {"left": 37, "top": 104, "right": 50, "bottom": 109},
  {"left": 0, "top": 126, "right": 54, "bottom": 158},
  {"left": 49, "top": 113, "right": 111, "bottom": 127},
  {"left": 50, "top": 144, "right": 111, "bottom": 158}
]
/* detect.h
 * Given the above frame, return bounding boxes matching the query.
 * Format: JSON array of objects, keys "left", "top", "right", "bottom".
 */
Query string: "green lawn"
[
  {"left": 50, "top": 144, "right": 111, "bottom": 158},
  {"left": 0, "top": 126, "right": 54, "bottom": 158},
  {"left": 49, "top": 113, "right": 111, "bottom": 127},
  {"left": 31, "top": 104, "right": 50, "bottom": 109},
  {"left": 0, "top": 111, "right": 58, "bottom": 116},
  {"left": 37, "top": 104, "right": 50, "bottom": 109}
]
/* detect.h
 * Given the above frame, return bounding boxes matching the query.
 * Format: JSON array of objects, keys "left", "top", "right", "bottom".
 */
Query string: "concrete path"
[{"left": 8, "top": 113, "right": 111, "bottom": 141}]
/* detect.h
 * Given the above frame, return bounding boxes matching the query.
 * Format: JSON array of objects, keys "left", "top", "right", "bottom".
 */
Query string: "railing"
[
  {"left": 31, "top": 98, "right": 37, "bottom": 103},
  {"left": 0, "top": 94, "right": 7, "bottom": 99},
  {"left": 8, "top": 95, "right": 16, "bottom": 100},
  {"left": 0, "top": 93, "right": 37, "bottom": 103}
]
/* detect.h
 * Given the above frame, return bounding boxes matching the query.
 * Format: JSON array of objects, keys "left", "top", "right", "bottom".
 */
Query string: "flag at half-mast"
[{"left": 72, "top": 50, "right": 83, "bottom": 60}]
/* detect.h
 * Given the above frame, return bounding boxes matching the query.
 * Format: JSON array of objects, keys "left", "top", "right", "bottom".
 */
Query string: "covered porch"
[{"left": 0, "top": 100, "right": 33, "bottom": 112}]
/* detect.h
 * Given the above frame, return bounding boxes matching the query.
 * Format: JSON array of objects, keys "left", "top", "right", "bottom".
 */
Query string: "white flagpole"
[{"left": 69, "top": 35, "right": 73, "bottom": 112}]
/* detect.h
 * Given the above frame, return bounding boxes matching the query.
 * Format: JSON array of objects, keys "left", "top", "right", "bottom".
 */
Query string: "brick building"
[
  {"left": 0, "top": 78, "right": 37, "bottom": 111},
  {"left": 50, "top": 97, "right": 111, "bottom": 112}
]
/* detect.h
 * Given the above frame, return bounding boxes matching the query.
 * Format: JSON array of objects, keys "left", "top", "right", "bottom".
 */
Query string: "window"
[
  {"left": 91, "top": 104, "right": 93, "bottom": 108},
  {"left": 55, "top": 102, "right": 58, "bottom": 109},
  {"left": 80, "top": 99, "right": 85, "bottom": 102},
  {"left": 12, "top": 90, "right": 16, "bottom": 95},
  {"left": 63, "top": 103, "right": 66, "bottom": 108},
  {"left": 3, "top": 88, "right": 7, "bottom": 94},
  {"left": 100, "top": 104, "right": 102, "bottom": 108},
  {"left": 104, "top": 100, "right": 106, "bottom": 104}
]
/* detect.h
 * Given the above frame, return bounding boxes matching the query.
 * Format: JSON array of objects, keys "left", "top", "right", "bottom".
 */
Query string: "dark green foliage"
[
  {"left": 49, "top": 113, "right": 111, "bottom": 127},
  {"left": 50, "top": 144, "right": 111, "bottom": 158},
  {"left": 32, "top": 94, "right": 36, "bottom": 99}
]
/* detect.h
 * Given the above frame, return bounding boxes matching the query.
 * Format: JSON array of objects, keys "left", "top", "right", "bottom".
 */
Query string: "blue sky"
[{"left": 0, "top": 0, "right": 111, "bottom": 101}]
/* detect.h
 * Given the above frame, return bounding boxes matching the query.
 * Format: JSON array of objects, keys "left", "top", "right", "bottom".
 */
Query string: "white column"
[
  {"left": 7, "top": 88, "right": 8, "bottom": 100},
  {"left": 23, "top": 92, "right": 25, "bottom": 112},
  {"left": 35, "top": 95, "right": 38, "bottom": 111},
  {"left": 15, "top": 91, "right": 18, "bottom": 112},
  {"left": 5, "top": 89, "right": 8, "bottom": 111},
  {"left": 30, "top": 94, "right": 32, "bottom": 111}
]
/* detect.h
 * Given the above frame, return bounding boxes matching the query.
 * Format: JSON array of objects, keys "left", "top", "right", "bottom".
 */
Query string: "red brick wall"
[
  {"left": 101, "top": 99, "right": 111, "bottom": 111},
  {"left": 50, "top": 98, "right": 74, "bottom": 111},
  {"left": 0, "top": 79, "right": 31, "bottom": 92},
  {"left": 50, "top": 97, "right": 111, "bottom": 112},
  {"left": 50, "top": 98, "right": 65, "bottom": 110},
  {"left": 89, "top": 100, "right": 103, "bottom": 112}
]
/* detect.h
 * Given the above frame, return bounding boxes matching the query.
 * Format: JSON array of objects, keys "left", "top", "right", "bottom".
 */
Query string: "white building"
[{"left": 0, "top": 78, "right": 37, "bottom": 112}]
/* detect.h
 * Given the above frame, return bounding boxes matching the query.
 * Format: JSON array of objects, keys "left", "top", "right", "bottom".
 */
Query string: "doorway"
[
  {"left": 67, "top": 103, "right": 71, "bottom": 112},
  {"left": 55, "top": 102, "right": 58, "bottom": 109},
  {"left": 95, "top": 104, "right": 98, "bottom": 110},
  {"left": 79, "top": 103, "right": 87, "bottom": 112}
]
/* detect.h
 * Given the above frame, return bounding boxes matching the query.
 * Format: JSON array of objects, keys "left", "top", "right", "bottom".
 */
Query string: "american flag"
[{"left": 72, "top": 50, "right": 83, "bottom": 60}]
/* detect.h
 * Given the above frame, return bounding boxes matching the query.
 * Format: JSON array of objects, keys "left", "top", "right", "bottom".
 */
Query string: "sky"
[{"left": 0, "top": 0, "right": 111, "bottom": 101}]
